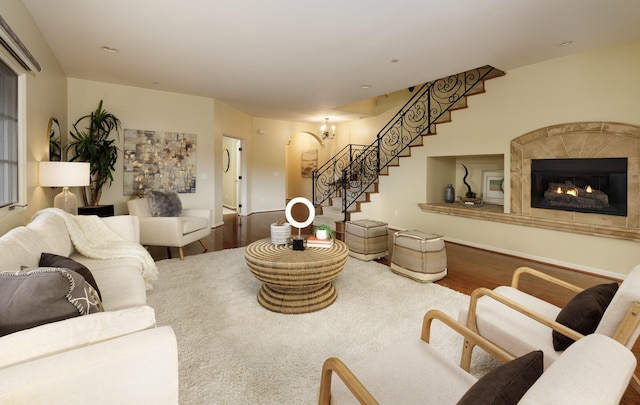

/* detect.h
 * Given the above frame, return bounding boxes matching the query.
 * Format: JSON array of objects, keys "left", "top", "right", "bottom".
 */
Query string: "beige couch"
[{"left": 0, "top": 209, "right": 178, "bottom": 404}]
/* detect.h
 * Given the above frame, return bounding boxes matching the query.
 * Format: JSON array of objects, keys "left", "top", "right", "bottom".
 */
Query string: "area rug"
[{"left": 147, "top": 248, "right": 499, "bottom": 404}]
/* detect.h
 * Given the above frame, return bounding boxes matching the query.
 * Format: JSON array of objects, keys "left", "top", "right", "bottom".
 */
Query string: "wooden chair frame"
[
  {"left": 462, "top": 266, "right": 640, "bottom": 392},
  {"left": 318, "top": 309, "right": 516, "bottom": 405}
]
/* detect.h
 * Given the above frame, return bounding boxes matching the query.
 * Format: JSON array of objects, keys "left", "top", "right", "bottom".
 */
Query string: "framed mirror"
[{"left": 48, "top": 117, "right": 62, "bottom": 161}]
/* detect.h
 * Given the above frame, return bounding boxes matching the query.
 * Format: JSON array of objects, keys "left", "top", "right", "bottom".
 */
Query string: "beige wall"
[
  {"left": 66, "top": 79, "right": 217, "bottom": 220},
  {"left": 214, "top": 100, "right": 252, "bottom": 218},
  {"left": 0, "top": 0, "right": 68, "bottom": 235},
  {"left": 1, "top": 1, "right": 638, "bottom": 277},
  {"left": 353, "top": 39, "right": 640, "bottom": 276},
  {"left": 249, "top": 118, "right": 321, "bottom": 212}
]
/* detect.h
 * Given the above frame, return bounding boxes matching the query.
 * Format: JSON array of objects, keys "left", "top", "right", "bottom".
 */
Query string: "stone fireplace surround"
[{"left": 420, "top": 121, "right": 640, "bottom": 242}]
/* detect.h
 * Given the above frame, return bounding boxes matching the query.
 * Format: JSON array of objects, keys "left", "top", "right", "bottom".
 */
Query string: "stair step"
[
  {"left": 450, "top": 97, "right": 468, "bottom": 110},
  {"left": 434, "top": 111, "right": 450, "bottom": 124},
  {"left": 466, "top": 84, "right": 485, "bottom": 96}
]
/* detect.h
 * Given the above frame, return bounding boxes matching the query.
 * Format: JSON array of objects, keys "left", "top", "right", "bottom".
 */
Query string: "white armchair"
[
  {"left": 458, "top": 265, "right": 640, "bottom": 391},
  {"left": 127, "top": 195, "right": 211, "bottom": 260},
  {"left": 319, "top": 310, "right": 636, "bottom": 404}
]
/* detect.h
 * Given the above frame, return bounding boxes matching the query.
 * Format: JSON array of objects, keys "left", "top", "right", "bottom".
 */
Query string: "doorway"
[{"left": 222, "top": 136, "right": 242, "bottom": 214}]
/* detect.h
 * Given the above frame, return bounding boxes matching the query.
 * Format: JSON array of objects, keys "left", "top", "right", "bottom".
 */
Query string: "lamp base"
[
  {"left": 292, "top": 238, "right": 305, "bottom": 251},
  {"left": 53, "top": 187, "right": 78, "bottom": 215}
]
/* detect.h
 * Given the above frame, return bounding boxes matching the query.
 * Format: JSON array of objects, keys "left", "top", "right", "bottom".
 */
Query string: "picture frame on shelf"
[{"left": 482, "top": 170, "right": 504, "bottom": 205}]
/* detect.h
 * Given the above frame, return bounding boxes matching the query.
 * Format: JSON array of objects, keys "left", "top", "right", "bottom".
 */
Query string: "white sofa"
[{"left": 0, "top": 209, "right": 179, "bottom": 404}]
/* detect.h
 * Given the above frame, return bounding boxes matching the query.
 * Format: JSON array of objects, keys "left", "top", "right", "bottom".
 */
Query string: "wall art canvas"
[
  {"left": 482, "top": 170, "right": 504, "bottom": 205},
  {"left": 301, "top": 149, "right": 318, "bottom": 178},
  {"left": 124, "top": 129, "right": 197, "bottom": 196}
]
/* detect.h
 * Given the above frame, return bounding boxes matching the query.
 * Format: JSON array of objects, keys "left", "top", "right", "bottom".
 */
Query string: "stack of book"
[{"left": 306, "top": 236, "right": 334, "bottom": 248}]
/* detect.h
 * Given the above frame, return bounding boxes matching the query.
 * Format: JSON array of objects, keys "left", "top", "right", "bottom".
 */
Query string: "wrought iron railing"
[
  {"left": 312, "top": 65, "right": 503, "bottom": 221},
  {"left": 312, "top": 144, "right": 367, "bottom": 206}
]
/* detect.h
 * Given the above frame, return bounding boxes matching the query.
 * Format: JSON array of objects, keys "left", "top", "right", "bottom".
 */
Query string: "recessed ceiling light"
[
  {"left": 360, "top": 84, "right": 371, "bottom": 89},
  {"left": 100, "top": 46, "right": 119, "bottom": 53},
  {"left": 558, "top": 41, "right": 573, "bottom": 47}
]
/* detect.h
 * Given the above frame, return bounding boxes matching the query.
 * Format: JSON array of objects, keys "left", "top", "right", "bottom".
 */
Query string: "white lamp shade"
[{"left": 39, "top": 161, "right": 90, "bottom": 187}]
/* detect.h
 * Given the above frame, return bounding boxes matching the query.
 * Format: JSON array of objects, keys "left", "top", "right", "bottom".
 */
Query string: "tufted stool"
[
  {"left": 391, "top": 230, "right": 447, "bottom": 282},
  {"left": 344, "top": 219, "right": 389, "bottom": 261}
]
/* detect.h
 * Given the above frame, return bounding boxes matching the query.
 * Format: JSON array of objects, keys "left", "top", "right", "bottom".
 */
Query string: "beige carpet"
[{"left": 147, "top": 248, "right": 498, "bottom": 404}]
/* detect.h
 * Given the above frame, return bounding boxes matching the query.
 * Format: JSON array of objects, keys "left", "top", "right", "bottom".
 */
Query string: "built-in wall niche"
[{"left": 426, "top": 154, "right": 504, "bottom": 205}]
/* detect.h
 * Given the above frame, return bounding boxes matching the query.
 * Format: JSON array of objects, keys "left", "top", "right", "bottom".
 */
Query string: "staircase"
[{"left": 312, "top": 65, "right": 505, "bottom": 230}]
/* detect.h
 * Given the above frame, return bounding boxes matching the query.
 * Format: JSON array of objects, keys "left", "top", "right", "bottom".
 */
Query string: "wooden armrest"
[
  {"left": 422, "top": 310, "right": 515, "bottom": 365},
  {"left": 511, "top": 266, "right": 584, "bottom": 294},
  {"left": 318, "top": 310, "right": 517, "bottom": 404},
  {"left": 319, "top": 357, "right": 378, "bottom": 405},
  {"left": 466, "top": 287, "right": 584, "bottom": 342}
]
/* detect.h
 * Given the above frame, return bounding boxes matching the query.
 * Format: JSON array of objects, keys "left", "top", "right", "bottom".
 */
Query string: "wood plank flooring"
[{"left": 147, "top": 211, "right": 640, "bottom": 404}]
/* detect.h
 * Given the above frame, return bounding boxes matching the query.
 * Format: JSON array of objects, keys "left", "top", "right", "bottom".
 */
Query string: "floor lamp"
[{"left": 39, "top": 161, "right": 90, "bottom": 215}]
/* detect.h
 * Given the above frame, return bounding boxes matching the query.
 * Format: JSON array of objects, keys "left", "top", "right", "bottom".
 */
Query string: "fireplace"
[{"left": 530, "top": 158, "right": 628, "bottom": 216}]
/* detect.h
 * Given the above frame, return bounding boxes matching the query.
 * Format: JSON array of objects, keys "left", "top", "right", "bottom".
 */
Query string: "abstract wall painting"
[{"left": 124, "top": 129, "right": 197, "bottom": 196}]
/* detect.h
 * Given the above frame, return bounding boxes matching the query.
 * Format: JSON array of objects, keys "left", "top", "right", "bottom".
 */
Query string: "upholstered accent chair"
[
  {"left": 458, "top": 264, "right": 640, "bottom": 392},
  {"left": 127, "top": 191, "right": 211, "bottom": 260},
  {"left": 319, "top": 310, "right": 635, "bottom": 404}
]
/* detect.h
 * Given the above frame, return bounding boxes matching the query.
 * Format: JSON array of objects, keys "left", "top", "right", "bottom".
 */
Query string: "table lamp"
[{"left": 39, "top": 161, "right": 90, "bottom": 215}]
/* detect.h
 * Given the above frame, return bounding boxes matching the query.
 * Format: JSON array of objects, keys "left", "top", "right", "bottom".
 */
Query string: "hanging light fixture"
[{"left": 321, "top": 118, "right": 335, "bottom": 140}]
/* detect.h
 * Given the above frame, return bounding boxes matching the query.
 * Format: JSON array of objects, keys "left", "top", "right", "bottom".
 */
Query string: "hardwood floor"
[{"left": 148, "top": 211, "right": 640, "bottom": 404}]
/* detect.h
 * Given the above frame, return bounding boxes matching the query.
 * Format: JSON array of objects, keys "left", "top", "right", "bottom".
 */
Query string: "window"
[{"left": 0, "top": 59, "right": 18, "bottom": 209}]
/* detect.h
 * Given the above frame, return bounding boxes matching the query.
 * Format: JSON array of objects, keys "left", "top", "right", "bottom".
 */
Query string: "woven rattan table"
[{"left": 245, "top": 238, "right": 349, "bottom": 314}]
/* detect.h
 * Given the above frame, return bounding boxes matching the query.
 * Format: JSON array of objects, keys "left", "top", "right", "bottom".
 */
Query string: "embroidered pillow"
[
  {"left": 148, "top": 190, "right": 182, "bottom": 217},
  {"left": 0, "top": 268, "right": 103, "bottom": 337},
  {"left": 39, "top": 252, "right": 102, "bottom": 300}
]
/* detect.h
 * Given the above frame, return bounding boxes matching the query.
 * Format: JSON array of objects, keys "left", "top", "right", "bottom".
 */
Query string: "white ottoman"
[
  {"left": 391, "top": 230, "right": 447, "bottom": 282},
  {"left": 345, "top": 219, "right": 389, "bottom": 261}
]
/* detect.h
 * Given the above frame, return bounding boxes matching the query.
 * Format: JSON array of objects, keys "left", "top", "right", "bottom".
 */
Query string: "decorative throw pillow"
[
  {"left": 39, "top": 252, "right": 102, "bottom": 300},
  {"left": 148, "top": 190, "right": 182, "bottom": 217},
  {"left": 0, "top": 267, "right": 103, "bottom": 337},
  {"left": 457, "top": 350, "right": 543, "bottom": 405},
  {"left": 552, "top": 282, "right": 618, "bottom": 351}
]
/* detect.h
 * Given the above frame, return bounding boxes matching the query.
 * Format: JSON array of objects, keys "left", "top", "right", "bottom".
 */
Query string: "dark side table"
[{"left": 78, "top": 205, "right": 114, "bottom": 217}]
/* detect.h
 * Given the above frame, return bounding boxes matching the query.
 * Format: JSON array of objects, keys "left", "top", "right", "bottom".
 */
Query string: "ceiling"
[{"left": 22, "top": 0, "right": 640, "bottom": 124}]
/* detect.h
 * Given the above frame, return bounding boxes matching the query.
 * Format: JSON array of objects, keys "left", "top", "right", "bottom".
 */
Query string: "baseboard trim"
[{"left": 443, "top": 236, "right": 624, "bottom": 280}]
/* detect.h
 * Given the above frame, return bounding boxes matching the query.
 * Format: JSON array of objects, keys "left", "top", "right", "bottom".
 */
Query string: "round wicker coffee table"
[{"left": 245, "top": 238, "right": 349, "bottom": 314}]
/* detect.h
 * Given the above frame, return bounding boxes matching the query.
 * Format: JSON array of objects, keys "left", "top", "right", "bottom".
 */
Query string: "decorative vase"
[
  {"left": 444, "top": 184, "right": 455, "bottom": 203},
  {"left": 316, "top": 229, "right": 328, "bottom": 240}
]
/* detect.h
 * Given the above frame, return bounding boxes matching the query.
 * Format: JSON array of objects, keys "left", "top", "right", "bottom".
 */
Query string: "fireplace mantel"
[{"left": 420, "top": 122, "right": 640, "bottom": 242}]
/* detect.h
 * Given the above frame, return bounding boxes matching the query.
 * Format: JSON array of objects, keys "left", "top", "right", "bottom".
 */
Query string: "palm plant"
[{"left": 66, "top": 100, "right": 122, "bottom": 207}]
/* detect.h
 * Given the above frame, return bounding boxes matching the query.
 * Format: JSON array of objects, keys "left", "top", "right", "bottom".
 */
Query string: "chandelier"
[{"left": 321, "top": 118, "right": 335, "bottom": 140}]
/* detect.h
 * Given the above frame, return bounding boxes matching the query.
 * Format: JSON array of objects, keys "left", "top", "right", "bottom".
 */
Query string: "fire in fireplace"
[{"left": 530, "top": 158, "right": 627, "bottom": 216}]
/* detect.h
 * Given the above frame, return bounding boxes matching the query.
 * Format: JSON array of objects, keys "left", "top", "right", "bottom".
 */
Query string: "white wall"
[
  {"left": 354, "top": 39, "right": 640, "bottom": 276},
  {"left": 0, "top": 0, "right": 67, "bottom": 235},
  {"left": 67, "top": 79, "right": 217, "bottom": 219}
]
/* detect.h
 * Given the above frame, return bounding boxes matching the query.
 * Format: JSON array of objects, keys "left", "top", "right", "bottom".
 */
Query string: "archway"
[{"left": 285, "top": 131, "right": 325, "bottom": 201}]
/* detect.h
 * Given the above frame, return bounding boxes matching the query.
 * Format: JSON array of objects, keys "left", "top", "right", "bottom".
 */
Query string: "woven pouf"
[
  {"left": 345, "top": 219, "right": 389, "bottom": 261},
  {"left": 391, "top": 230, "right": 447, "bottom": 282}
]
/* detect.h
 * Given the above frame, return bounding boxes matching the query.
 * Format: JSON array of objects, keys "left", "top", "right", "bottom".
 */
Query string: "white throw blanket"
[{"left": 33, "top": 208, "right": 159, "bottom": 290}]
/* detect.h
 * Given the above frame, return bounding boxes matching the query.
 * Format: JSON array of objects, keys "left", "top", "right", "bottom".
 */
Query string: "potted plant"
[
  {"left": 314, "top": 224, "right": 335, "bottom": 240},
  {"left": 66, "top": 100, "right": 122, "bottom": 207}
]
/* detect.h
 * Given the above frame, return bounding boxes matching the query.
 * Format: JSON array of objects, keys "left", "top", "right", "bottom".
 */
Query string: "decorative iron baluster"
[{"left": 312, "top": 66, "right": 503, "bottom": 222}]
